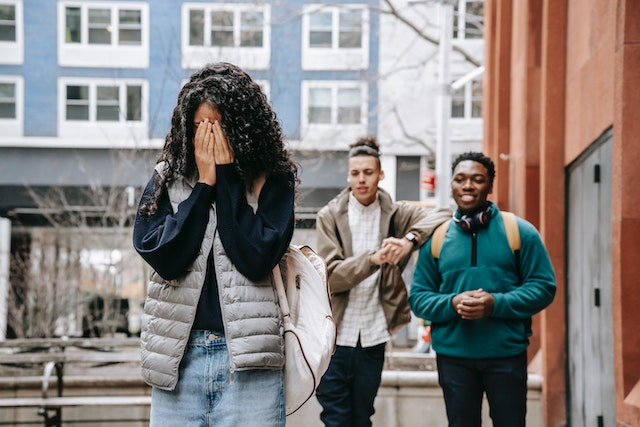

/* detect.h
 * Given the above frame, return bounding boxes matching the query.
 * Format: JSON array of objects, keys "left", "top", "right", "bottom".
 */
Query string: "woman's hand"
[
  {"left": 194, "top": 118, "right": 216, "bottom": 185},
  {"left": 213, "top": 120, "right": 233, "bottom": 165}
]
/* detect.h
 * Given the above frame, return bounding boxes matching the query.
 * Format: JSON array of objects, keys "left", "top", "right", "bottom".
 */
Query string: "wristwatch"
[{"left": 404, "top": 232, "right": 418, "bottom": 247}]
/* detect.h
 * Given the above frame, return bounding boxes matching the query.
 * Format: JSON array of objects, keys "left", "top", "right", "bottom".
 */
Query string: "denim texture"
[
  {"left": 436, "top": 351, "right": 528, "bottom": 427},
  {"left": 316, "top": 342, "right": 386, "bottom": 427},
  {"left": 150, "top": 329, "right": 285, "bottom": 427}
]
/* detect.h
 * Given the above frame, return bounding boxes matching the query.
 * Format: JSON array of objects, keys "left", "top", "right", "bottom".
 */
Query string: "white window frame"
[
  {"left": 0, "top": 75, "right": 23, "bottom": 137},
  {"left": 300, "top": 80, "right": 367, "bottom": 148},
  {"left": 302, "top": 4, "right": 369, "bottom": 70},
  {"left": 181, "top": 3, "right": 271, "bottom": 70},
  {"left": 0, "top": 0, "right": 23, "bottom": 64},
  {"left": 58, "top": 1, "right": 149, "bottom": 68},
  {"left": 450, "top": 78, "right": 482, "bottom": 121},
  {"left": 58, "top": 77, "right": 148, "bottom": 145},
  {"left": 453, "top": 0, "right": 484, "bottom": 41}
]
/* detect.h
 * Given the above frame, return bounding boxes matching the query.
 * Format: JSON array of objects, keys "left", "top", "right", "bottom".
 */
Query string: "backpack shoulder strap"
[
  {"left": 431, "top": 219, "right": 452, "bottom": 259},
  {"left": 500, "top": 211, "right": 521, "bottom": 252}
]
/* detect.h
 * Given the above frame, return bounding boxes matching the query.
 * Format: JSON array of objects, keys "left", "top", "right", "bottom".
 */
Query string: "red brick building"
[{"left": 482, "top": 0, "right": 640, "bottom": 425}]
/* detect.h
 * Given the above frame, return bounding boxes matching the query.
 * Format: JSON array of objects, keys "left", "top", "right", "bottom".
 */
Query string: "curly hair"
[
  {"left": 348, "top": 135, "right": 381, "bottom": 167},
  {"left": 142, "top": 62, "right": 298, "bottom": 214},
  {"left": 451, "top": 151, "right": 495, "bottom": 184}
]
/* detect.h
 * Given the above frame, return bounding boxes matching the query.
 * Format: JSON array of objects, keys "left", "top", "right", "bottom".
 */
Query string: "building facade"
[
  {"left": 0, "top": 0, "right": 484, "bottom": 338},
  {"left": 483, "top": 0, "right": 640, "bottom": 425}
]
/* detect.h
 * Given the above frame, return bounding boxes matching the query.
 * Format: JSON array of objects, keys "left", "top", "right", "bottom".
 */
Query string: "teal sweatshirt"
[{"left": 408, "top": 203, "right": 556, "bottom": 359}]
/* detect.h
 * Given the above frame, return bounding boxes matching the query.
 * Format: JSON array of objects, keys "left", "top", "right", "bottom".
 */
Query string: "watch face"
[{"left": 406, "top": 232, "right": 416, "bottom": 242}]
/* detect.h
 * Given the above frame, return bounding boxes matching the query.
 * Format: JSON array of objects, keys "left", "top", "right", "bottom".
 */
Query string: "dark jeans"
[
  {"left": 436, "top": 352, "right": 528, "bottom": 427},
  {"left": 316, "top": 342, "right": 386, "bottom": 427}
]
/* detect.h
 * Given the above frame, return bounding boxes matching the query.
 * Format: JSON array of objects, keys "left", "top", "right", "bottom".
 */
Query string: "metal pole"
[
  {"left": 435, "top": 1, "right": 453, "bottom": 209},
  {"left": 0, "top": 218, "right": 10, "bottom": 341}
]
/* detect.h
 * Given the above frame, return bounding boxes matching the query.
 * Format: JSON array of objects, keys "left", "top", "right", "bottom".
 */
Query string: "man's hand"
[
  {"left": 371, "top": 237, "right": 413, "bottom": 266},
  {"left": 452, "top": 289, "right": 495, "bottom": 319}
]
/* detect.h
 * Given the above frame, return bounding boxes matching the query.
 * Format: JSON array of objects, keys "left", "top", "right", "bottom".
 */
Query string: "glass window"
[
  {"left": 337, "top": 87, "right": 361, "bottom": 124},
  {"left": 309, "top": 88, "right": 331, "bottom": 124},
  {"left": 66, "top": 85, "right": 90, "bottom": 121},
  {"left": 65, "top": 6, "right": 81, "bottom": 43},
  {"left": 118, "top": 9, "right": 141, "bottom": 45},
  {"left": 126, "top": 85, "right": 142, "bottom": 121},
  {"left": 339, "top": 10, "right": 362, "bottom": 48},
  {"left": 211, "top": 11, "right": 233, "bottom": 47},
  {"left": 0, "top": 82, "right": 16, "bottom": 119},
  {"left": 471, "top": 79, "right": 482, "bottom": 117},
  {"left": 88, "top": 8, "right": 111, "bottom": 45},
  {"left": 240, "top": 11, "right": 263, "bottom": 47},
  {"left": 0, "top": 4, "right": 16, "bottom": 42},
  {"left": 96, "top": 85, "right": 119, "bottom": 121},
  {"left": 465, "top": 1, "right": 484, "bottom": 39},
  {"left": 309, "top": 11, "right": 332, "bottom": 48},
  {"left": 454, "top": 0, "right": 484, "bottom": 40},
  {"left": 451, "top": 85, "right": 465, "bottom": 118},
  {"left": 189, "top": 9, "right": 204, "bottom": 45}
]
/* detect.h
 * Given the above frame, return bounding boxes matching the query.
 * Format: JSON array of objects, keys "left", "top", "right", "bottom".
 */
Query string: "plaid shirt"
[{"left": 336, "top": 192, "right": 390, "bottom": 348}]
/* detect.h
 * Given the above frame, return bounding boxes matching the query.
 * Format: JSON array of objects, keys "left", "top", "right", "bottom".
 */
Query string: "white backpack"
[{"left": 272, "top": 244, "right": 337, "bottom": 415}]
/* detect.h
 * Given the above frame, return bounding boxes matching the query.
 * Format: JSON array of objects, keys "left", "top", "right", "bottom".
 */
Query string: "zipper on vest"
[{"left": 471, "top": 232, "right": 477, "bottom": 267}]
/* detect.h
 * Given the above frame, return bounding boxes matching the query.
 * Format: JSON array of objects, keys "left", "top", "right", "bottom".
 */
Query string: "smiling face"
[
  {"left": 347, "top": 155, "right": 384, "bottom": 206},
  {"left": 451, "top": 160, "right": 493, "bottom": 214}
]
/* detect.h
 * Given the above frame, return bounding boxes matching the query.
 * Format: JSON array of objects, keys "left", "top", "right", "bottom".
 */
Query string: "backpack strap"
[
  {"left": 431, "top": 212, "right": 521, "bottom": 259},
  {"left": 430, "top": 219, "right": 452, "bottom": 259},
  {"left": 501, "top": 211, "right": 521, "bottom": 252}
]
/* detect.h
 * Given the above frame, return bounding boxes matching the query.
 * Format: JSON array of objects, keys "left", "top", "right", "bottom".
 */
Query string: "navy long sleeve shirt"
[{"left": 133, "top": 164, "right": 295, "bottom": 332}]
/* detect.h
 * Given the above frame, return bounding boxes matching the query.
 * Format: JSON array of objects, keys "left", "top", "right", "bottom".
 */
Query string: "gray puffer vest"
[{"left": 140, "top": 163, "right": 285, "bottom": 390}]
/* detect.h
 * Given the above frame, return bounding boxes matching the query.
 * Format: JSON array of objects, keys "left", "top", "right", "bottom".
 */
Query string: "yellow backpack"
[{"left": 430, "top": 211, "right": 521, "bottom": 259}]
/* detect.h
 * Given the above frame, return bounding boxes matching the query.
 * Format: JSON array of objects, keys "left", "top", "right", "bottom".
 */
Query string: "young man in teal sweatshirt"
[{"left": 409, "top": 152, "right": 556, "bottom": 427}]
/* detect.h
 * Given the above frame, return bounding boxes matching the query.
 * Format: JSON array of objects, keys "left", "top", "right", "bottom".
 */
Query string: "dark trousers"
[
  {"left": 316, "top": 342, "right": 386, "bottom": 427},
  {"left": 436, "top": 352, "right": 528, "bottom": 427}
]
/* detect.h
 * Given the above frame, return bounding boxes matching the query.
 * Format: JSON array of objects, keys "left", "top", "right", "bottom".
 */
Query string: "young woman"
[{"left": 133, "top": 62, "right": 298, "bottom": 427}]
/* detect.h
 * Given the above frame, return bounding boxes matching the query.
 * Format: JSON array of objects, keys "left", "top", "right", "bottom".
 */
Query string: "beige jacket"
[{"left": 315, "top": 188, "right": 452, "bottom": 334}]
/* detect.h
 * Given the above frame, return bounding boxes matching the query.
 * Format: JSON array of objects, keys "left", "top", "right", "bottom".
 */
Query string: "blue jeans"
[
  {"left": 436, "top": 352, "right": 528, "bottom": 427},
  {"left": 150, "top": 329, "right": 285, "bottom": 427},
  {"left": 316, "top": 342, "right": 386, "bottom": 427}
]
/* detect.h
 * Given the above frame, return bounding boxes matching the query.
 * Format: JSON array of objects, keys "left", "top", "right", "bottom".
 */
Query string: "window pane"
[
  {"left": 240, "top": 11, "right": 263, "bottom": 47},
  {"left": 337, "top": 88, "right": 361, "bottom": 124},
  {"left": 451, "top": 85, "right": 465, "bottom": 118},
  {"left": 0, "top": 82, "right": 15, "bottom": 119},
  {"left": 465, "top": 1, "right": 484, "bottom": 39},
  {"left": 471, "top": 80, "right": 482, "bottom": 117},
  {"left": 66, "top": 85, "right": 89, "bottom": 121},
  {"left": 97, "top": 86, "right": 120, "bottom": 121},
  {"left": 65, "top": 7, "right": 81, "bottom": 43},
  {"left": 0, "top": 5, "right": 16, "bottom": 42},
  {"left": 88, "top": 8, "right": 111, "bottom": 45},
  {"left": 339, "top": 10, "right": 361, "bottom": 48},
  {"left": 309, "top": 12, "right": 332, "bottom": 47},
  {"left": 211, "top": 11, "right": 233, "bottom": 47},
  {"left": 126, "top": 85, "right": 142, "bottom": 121},
  {"left": 189, "top": 9, "right": 204, "bottom": 46},
  {"left": 119, "top": 9, "right": 141, "bottom": 45},
  {"left": 309, "top": 88, "right": 331, "bottom": 124}
]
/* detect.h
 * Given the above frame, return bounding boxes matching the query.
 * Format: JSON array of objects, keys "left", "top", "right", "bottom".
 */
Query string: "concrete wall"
[{"left": 0, "top": 371, "right": 543, "bottom": 427}]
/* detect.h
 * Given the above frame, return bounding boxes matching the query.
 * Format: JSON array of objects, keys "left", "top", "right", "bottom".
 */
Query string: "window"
[
  {"left": 453, "top": 0, "right": 484, "bottom": 40},
  {"left": 0, "top": 75, "right": 23, "bottom": 136},
  {"left": 59, "top": 78, "right": 147, "bottom": 143},
  {"left": 182, "top": 3, "right": 270, "bottom": 70},
  {"left": 302, "top": 4, "right": 369, "bottom": 70},
  {"left": 0, "top": 2, "right": 16, "bottom": 41},
  {"left": 301, "top": 81, "right": 367, "bottom": 146},
  {"left": 58, "top": 2, "right": 148, "bottom": 68},
  {"left": 0, "top": 1, "right": 23, "bottom": 64},
  {"left": 451, "top": 78, "right": 482, "bottom": 119}
]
